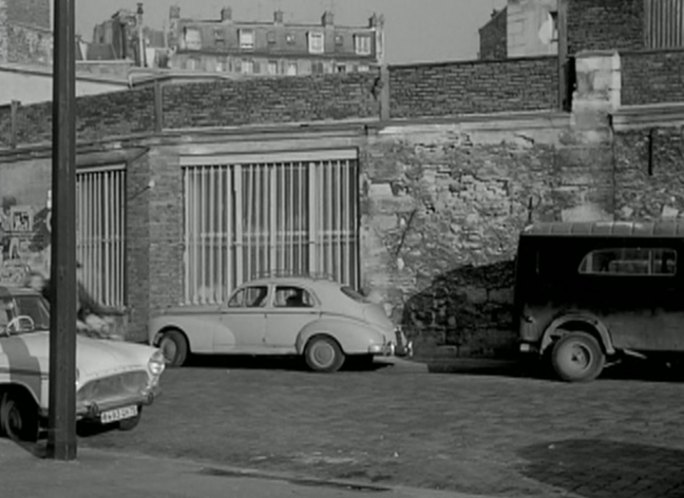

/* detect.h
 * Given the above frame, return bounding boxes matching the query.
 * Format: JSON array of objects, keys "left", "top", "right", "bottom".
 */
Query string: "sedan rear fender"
[
  {"left": 295, "top": 317, "right": 388, "bottom": 355},
  {"left": 149, "top": 314, "right": 221, "bottom": 354}
]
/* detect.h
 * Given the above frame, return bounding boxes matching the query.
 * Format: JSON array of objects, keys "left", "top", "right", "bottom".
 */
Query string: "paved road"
[{"left": 78, "top": 357, "right": 684, "bottom": 498}]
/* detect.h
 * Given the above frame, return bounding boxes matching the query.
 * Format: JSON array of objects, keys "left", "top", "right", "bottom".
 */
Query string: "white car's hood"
[{"left": 0, "top": 331, "right": 157, "bottom": 380}]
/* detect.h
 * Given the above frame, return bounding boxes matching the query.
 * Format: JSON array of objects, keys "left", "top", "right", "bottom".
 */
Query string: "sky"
[{"left": 74, "top": 0, "right": 507, "bottom": 64}]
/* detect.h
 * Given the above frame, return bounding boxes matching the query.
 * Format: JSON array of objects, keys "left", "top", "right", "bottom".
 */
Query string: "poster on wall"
[{"left": 0, "top": 192, "right": 52, "bottom": 285}]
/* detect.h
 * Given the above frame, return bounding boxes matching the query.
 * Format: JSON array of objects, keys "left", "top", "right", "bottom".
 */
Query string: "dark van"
[{"left": 515, "top": 220, "right": 684, "bottom": 382}]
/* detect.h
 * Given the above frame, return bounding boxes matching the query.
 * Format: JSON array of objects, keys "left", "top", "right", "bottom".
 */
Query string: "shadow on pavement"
[
  {"left": 184, "top": 354, "right": 393, "bottom": 373},
  {"left": 518, "top": 439, "right": 684, "bottom": 498},
  {"left": 420, "top": 356, "right": 684, "bottom": 383}
]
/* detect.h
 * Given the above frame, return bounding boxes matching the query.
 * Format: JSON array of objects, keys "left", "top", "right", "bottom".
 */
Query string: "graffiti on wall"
[{"left": 0, "top": 194, "right": 52, "bottom": 285}]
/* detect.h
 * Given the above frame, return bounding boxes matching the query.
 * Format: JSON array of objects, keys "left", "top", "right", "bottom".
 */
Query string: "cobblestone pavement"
[{"left": 80, "top": 358, "right": 684, "bottom": 498}]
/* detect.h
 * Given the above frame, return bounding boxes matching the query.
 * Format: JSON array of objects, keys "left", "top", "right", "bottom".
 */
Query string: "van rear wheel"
[{"left": 551, "top": 332, "right": 605, "bottom": 382}]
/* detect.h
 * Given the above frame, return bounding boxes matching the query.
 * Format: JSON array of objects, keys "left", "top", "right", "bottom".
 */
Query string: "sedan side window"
[
  {"left": 228, "top": 286, "right": 269, "bottom": 308},
  {"left": 274, "top": 286, "right": 314, "bottom": 308}
]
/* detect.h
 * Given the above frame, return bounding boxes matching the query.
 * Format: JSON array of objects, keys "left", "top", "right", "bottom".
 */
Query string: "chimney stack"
[
  {"left": 273, "top": 9, "right": 284, "bottom": 25},
  {"left": 321, "top": 10, "right": 334, "bottom": 27},
  {"left": 169, "top": 5, "right": 180, "bottom": 20},
  {"left": 220, "top": 6, "right": 232, "bottom": 22}
]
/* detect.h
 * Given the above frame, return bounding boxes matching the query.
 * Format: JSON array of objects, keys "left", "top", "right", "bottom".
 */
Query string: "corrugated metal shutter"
[
  {"left": 182, "top": 150, "right": 359, "bottom": 305},
  {"left": 76, "top": 165, "right": 126, "bottom": 308}
]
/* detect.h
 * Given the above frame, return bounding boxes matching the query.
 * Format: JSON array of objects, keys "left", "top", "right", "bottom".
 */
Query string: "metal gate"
[
  {"left": 76, "top": 165, "right": 126, "bottom": 308},
  {"left": 182, "top": 150, "right": 359, "bottom": 305}
]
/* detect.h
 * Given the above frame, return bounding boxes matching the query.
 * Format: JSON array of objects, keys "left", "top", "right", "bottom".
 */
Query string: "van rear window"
[{"left": 579, "top": 248, "right": 676, "bottom": 276}]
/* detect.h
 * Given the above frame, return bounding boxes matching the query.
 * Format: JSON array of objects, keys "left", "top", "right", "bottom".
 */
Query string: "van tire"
[{"left": 551, "top": 332, "right": 605, "bottom": 382}]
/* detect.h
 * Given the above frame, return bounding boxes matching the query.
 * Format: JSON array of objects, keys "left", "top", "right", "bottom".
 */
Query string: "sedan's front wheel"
[
  {"left": 304, "top": 336, "right": 345, "bottom": 373},
  {"left": 0, "top": 391, "right": 39, "bottom": 442}
]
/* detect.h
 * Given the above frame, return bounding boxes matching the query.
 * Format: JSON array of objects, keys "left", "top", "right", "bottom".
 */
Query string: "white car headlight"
[{"left": 148, "top": 350, "right": 166, "bottom": 376}]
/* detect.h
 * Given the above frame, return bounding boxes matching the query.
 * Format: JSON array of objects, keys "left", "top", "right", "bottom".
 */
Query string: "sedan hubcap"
[
  {"left": 160, "top": 339, "right": 177, "bottom": 364},
  {"left": 311, "top": 342, "right": 334, "bottom": 368}
]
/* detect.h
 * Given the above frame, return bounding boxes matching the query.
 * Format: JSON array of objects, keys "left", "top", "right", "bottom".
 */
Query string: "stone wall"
[
  {"left": 5, "top": 24, "right": 52, "bottom": 65},
  {"left": 388, "top": 56, "right": 558, "bottom": 119},
  {"left": 621, "top": 50, "right": 684, "bottom": 106},
  {"left": 567, "top": 0, "right": 644, "bottom": 54},
  {"left": 359, "top": 119, "right": 617, "bottom": 356},
  {"left": 614, "top": 127, "right": 684, "bottom": 220}
]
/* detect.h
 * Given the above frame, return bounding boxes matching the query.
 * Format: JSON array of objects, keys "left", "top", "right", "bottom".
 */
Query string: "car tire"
[
  {"left": 551, "top": 331, "right": 605, "bottom": 382},
  {"left": 118, "top": 406, "right": 142, "bottom": 431},
  {"left": 304, "top": 336, "right": 345, "bottom": 373},
  {"left": 159, "top": 329, "right": 188, "bottom": 367},
  {"left": 0, "top": 391, "right": 39, "bottom": 442}
]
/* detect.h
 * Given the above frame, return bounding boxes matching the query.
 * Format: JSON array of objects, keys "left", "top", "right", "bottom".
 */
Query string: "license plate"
[{"left": 100, "top": 405, "right": 138, "bottom": 424}]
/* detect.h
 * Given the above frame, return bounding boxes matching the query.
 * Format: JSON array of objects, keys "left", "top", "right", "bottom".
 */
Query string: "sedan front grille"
[{"left": 77, "top": 371, "right": 149, "bottom": 404}]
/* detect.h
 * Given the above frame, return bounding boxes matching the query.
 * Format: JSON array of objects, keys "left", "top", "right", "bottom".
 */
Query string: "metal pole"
[{"left": 47, "top": 0, "right": 77, "bottom": 461}]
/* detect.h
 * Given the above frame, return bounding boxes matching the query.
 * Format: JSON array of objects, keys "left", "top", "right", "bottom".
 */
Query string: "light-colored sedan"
[
  {"left": 150, "top": 277, "right": 412, "bottom": 372},
  {"left": 0, "top": 285, "right": 165, "bottom": 441}
]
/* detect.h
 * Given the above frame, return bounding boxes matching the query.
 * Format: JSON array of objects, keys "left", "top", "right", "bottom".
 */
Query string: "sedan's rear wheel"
[
  {"left": 159, "top": 329, "right": 188, "bottom": 367},
  {"left": 304, "top": 336, "right": 345, "bottom": 373},
  {"left": 0, "top": 391, "right": 39, "bottom": 442}
]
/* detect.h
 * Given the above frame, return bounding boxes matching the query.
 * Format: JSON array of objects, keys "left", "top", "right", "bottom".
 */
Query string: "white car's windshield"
[{"left": 0, "top": 295, "right": 51, "bottom": 334}]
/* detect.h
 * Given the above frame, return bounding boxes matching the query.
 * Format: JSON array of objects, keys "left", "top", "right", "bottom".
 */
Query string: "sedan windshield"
[{"left": 0, "top": 295, "right": 51, "bottom": 334}]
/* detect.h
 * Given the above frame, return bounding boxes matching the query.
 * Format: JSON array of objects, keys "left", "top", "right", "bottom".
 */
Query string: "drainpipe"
[{"left": 137, "top": 3, "right": 145, "bottom": 67}]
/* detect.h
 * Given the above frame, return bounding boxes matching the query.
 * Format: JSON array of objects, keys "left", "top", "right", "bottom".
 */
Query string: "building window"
[
  {"left": 216, "top": 61, "right": 224, "bottom": 72},
  {"left": 308, "top": 32, "right": 324, "bottom": 53},
  {"left": 357, "top": 64, "right": 370, "bottom": 73},
  {"left": 334, "top": 34, "right": 344, "bottom": 46},
  {"left": 184, "top": 27, "right": 202, "bottom": 50},
  {"left": 187, "top": 58, "right": 198, "bottom": 70},
  {"left": 239, "top": 29, "right": 255, "bottom": 49},
  {"left": 312, "top": 61, "right": 324, "bottom": 74},
  {"left": 182, "top": 153, "right": 360, "bottom": 304},
  {"left": 241, "top": 59, "right": 254, "bottom": 74},
  {"left": 336, "top": 64, "right": 346, "bottom": 73},
  {"left": 286, "top": 62, "right": 298, "bottom": 76},
  {"left": 267, "top": 31, "right": 276, "bottom": 44},
  {"left": 354, "top": 34, "right": 372, "bottom": 55},
  {"left": 214, "top": 28, "right": 225, "bottom": 41},
  {"left": 286, "top": 33, "right": 295, "bottom": 44},
  {"left": 267, "top": 60, "right": 278, "bottom": 75}
]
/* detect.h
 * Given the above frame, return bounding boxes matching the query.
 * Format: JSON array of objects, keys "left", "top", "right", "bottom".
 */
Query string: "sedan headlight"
[{"left": 148, "top": 350, "right": 166, "bottom": 376}]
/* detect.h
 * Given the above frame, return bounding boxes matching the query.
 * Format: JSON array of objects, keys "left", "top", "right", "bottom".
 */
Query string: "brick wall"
[
  {"left": 567, "top": 0, "right": 644, "bottom": 54},
  {"left": 621, "top": 50, "right": 684, "bottom": 106},
  {"left": 162, "top": 72, "right": 381, "bottom": 129},
  {"left": 4, "top": 0, "right": 50, "bottom": 29},
  {"left": 389, "top": 56, "right": 558, "bottom": 119},
  {"left": 479, "top": 8, "right": 507, "bottom": 60},
  {"left": 3, "top": 88, "right": 156, "bottom": 147},
  {"left": 126, "top": 152, "right": 151, "bottom": 342}
]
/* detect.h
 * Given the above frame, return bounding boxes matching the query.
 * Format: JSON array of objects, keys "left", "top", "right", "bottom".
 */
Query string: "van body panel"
[{"left": 515, "top": 220, "right": 684, "bottom": 357}]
